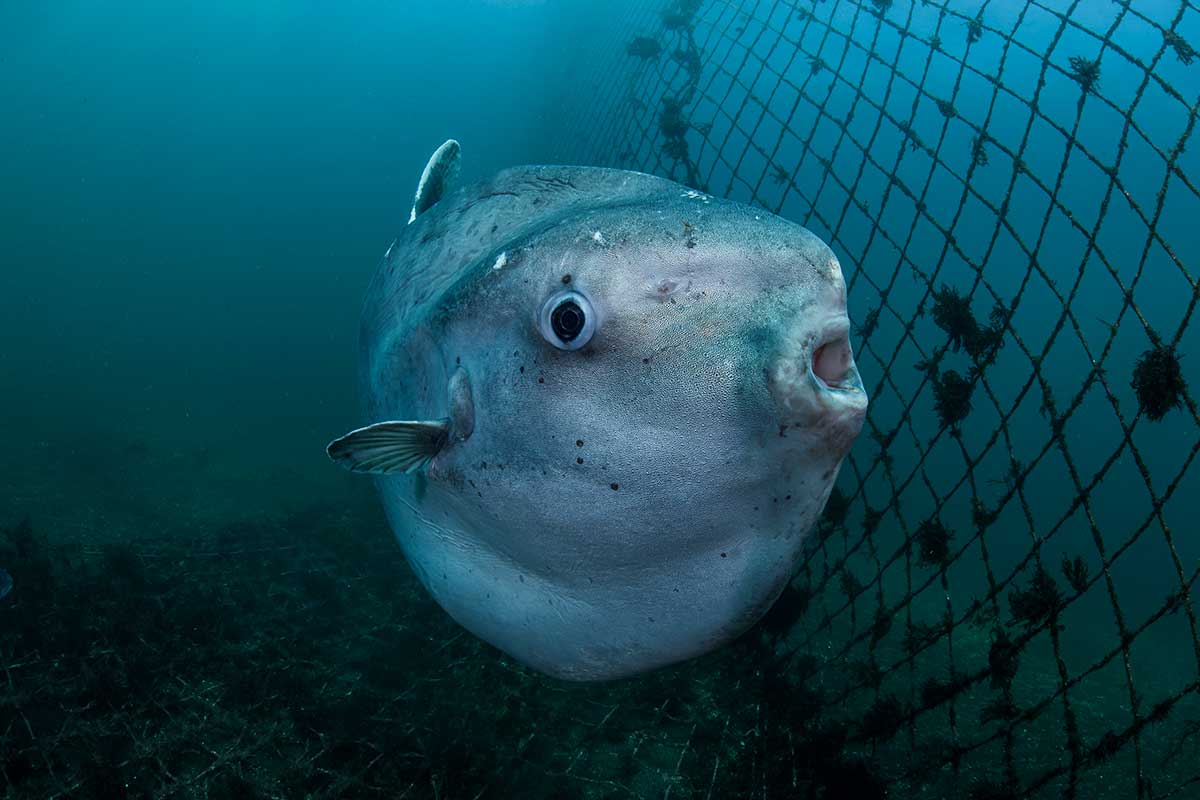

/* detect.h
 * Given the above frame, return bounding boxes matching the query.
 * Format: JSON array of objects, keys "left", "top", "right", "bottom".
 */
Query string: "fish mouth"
[
  {"left": 769, "top": 318, "right": 868, "bottom": 429},
  {"left": 809, "top": 325, "right": 865, "bottom": 395}
]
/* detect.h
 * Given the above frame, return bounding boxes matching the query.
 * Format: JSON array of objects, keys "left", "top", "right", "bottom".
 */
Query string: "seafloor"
[{"left": 1, "top": 435, "right": 1196, "bottom": 799}]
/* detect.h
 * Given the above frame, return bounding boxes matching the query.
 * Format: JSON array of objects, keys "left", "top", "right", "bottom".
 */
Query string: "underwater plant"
[
  {"left": 903, "top": 618, "right": 950, "bottom": 655},
  {"left": 967, "top": 13, "right": 984, "bottom": 45},
  {"left": 1165, "top": 30, "right": 1196, "bottom": 65},
  {"left": 1061, "top": 554, "right": 1090, "bottom": 593},
  {"left": 929, "top": 285, "right": 1009, "bottom": 375},
  {"left": 659, "top": 94, "right": 689, "bottom": 139},
  {"left": 672, "top": 43, "right": 701, "bottom": 76},
  {"left": 1068, "top": 54, "right": 1102, "bottom": 95},
  {"left": 1131, "top": 344, "right": 1186, "bottom": 420},
  {"left": 933, "top": 284, "right": 978, "bottom": 351},
  {"left": 934, "top": 368, "right": 974, "bottom": 427},
  {"left": 915, "top": 518, "right": 954, "bottom": 568},
  {"left": 1009, "top": 563, "right": 1064, "bottom": 626},
  {"left": 626, "top": 36, "right": 662, "bottom": 59},
  {"left": 662, "top": 0, "right": 702, "bottom": 30}
]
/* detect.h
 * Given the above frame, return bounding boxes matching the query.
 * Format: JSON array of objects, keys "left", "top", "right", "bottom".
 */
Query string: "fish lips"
[{"left": 771, "top": 321, "right": 869, "bottom": 443}]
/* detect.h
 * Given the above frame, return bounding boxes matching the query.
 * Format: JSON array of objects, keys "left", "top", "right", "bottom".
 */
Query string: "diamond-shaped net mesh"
[{"left": 559, "top": 0, "right": 1199, "bottom": 797}]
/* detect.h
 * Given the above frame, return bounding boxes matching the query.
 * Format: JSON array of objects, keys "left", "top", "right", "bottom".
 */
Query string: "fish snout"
[{"left": 769, "top": 318, "right": 868, "bottom": 438}]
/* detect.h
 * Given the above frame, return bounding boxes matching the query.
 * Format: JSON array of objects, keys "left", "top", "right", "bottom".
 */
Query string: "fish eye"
[{"left": 539, "top": 290, "right": 596, "bottom": 350}]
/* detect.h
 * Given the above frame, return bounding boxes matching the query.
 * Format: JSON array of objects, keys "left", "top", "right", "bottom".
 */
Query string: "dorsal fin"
[{"left": 408, "top": 139, "right": 461, "bottom": 224}]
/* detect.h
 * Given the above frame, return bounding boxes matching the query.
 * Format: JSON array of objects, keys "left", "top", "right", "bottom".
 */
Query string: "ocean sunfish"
[{"left": 328, "top": 141, "right": 868, "bottom": 680}]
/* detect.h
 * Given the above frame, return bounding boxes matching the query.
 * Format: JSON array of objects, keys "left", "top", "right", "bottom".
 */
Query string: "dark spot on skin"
[
  {"left": 648, "top": 617, "right": 654, "bottom": 623},
  {"left": 642, "top": 357, "right": 650, "bottom": 364},
  {"left": 468, "top": 479, "right": 476, "bottom": 488},
  {"left": 538, "top": 376, "right": 545, "bottom": 384},
  {"left": 491, "top": 223, "right": 498, "bottom": 233},
  {"left": 610, "top": 483, "right": 620, "bottom": 491},
  {"left": 456, "top": 356, "right": 461, "bottom": 365},
  {"left": 721, "top": 552, "right": 727, "bottom": 558},
  {"left": 481, "top": 461, "right": 488, "bottom": 468},
  {"left": 520, "top": 365, "right": 525, "bottom": 373},
  {"left": 576, "top": 439, "right": 584, "bottom": 447},
  {"left": 533, "top": 197, "right": 542, "bottom": 205},
  {"left": 562, "top": 273, "right": 572, "bottom": 284},
  {"left": 785, "top": 495, "right": 792, "bottom": 500},
  {"left": 576, "top": 457, "right": 584, "bottom": 464}
]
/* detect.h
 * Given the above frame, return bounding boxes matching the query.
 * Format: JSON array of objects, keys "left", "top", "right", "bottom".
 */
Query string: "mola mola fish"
[{"left": 328, "top": 140, "right": 868, "bottom": 680}]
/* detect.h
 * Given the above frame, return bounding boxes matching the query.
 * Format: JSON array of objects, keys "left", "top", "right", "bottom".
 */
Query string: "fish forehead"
[
  {"left": 361, "top": 166, "right": 680, "bottom": 347},
  {"left": 363, "top": 167, "right": 843, "bottom": 352},
  {"left": 371, "top": 204, "right": 838, "bottom": 436}
]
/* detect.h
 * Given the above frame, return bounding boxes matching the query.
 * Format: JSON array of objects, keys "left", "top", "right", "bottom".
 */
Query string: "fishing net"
[
  {"left": 2, "top": 2, "right": 1197, "bottom": 798},
  {"left": 560, "top": 0, "right": 1200, "bottom": 797}
]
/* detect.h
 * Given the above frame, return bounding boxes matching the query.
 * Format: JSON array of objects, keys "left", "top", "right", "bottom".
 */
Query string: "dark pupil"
[{"left": 551, "top": 301, "right": 585, "bottom": 341}]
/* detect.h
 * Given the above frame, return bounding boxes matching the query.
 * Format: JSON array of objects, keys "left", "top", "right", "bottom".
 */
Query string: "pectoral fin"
[{"left": 327, "top": 420, "right": 450, "bottom": 474}]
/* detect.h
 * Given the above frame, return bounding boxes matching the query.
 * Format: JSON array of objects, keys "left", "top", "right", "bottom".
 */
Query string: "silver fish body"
[{"left": 341, "top": 154, "right": 867, "bottom": 680}]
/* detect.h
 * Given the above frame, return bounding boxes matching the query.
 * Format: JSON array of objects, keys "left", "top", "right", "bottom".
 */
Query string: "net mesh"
[
  {"left": 562, "top": 0, "right": 1200, "bottom": 797},
  {"left": 2, "top": 2, "right": 1198, "bottom": 798}
]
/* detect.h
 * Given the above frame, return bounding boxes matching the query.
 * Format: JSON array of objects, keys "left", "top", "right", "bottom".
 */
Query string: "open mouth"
[{"left": 810, "top": 328, "right": 864, "bottom": 394}]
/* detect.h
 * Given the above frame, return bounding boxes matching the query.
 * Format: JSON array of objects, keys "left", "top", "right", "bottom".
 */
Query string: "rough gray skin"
[{"left": 358, "top": 166, "right": 867, "bottom": 681}]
